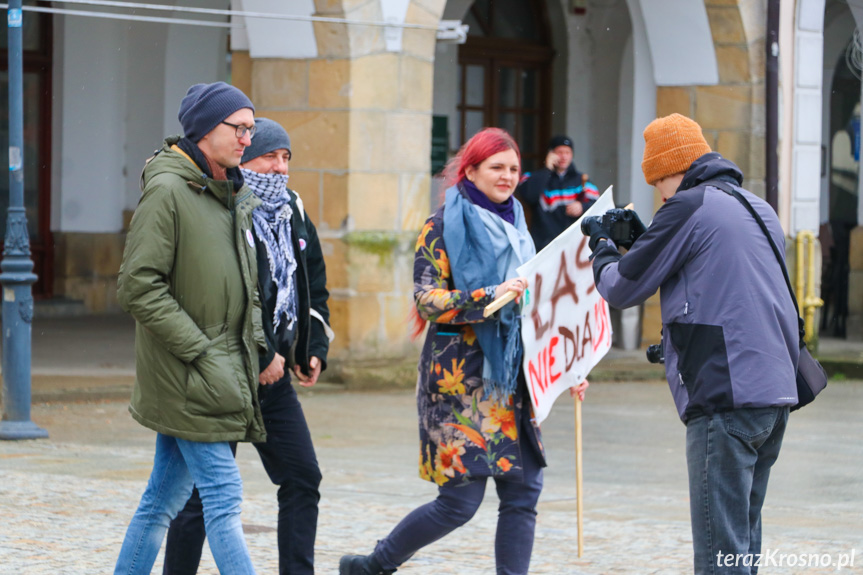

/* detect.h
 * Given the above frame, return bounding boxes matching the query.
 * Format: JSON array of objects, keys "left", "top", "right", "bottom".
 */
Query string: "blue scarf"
[
  {"left": 242, "top": 168, "right": 298, "bottom": 331},
  {"left": 443, "top": 183, "right": 536, "bottom": 398}
]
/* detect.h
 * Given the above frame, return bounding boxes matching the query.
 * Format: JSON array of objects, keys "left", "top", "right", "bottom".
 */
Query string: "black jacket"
[
  {"left": 255, "top": 189, "right": 331, "bottom": 378},
  {"left": 517, "top": 163, "right": 599, "bottom": 251}
]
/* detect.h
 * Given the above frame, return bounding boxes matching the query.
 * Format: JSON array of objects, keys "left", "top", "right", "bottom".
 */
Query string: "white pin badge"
[{"left": 246, "top": 229, "right": 255, "bottom": 248}]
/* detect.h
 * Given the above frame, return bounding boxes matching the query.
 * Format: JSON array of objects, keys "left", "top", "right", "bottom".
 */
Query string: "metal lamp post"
[{"left": 0, "top": 0, "right": 47, "bottom": 440}]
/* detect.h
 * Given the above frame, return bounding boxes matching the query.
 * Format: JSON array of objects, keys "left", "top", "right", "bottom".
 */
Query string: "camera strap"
[{"left": 708, "top": 180, "right": 803, "bottom": 326}]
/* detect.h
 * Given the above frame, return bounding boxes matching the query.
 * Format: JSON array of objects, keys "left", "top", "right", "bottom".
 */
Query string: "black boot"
[{"left": 338, "top": 552, "right": 395, "bottom": 575}]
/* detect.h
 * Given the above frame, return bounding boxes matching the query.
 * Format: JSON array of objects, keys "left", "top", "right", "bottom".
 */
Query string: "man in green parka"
[
  {"left": 113, "top": 82, "right": 266, "bottom": 575},
  {"left": 163, "top": 119, "right": 333, "bottom": 575}
]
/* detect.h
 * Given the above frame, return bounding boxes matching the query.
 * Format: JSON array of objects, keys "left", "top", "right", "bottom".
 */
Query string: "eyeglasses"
[{"left": 221, "top": 121, "right": 256, "bottom": 139}]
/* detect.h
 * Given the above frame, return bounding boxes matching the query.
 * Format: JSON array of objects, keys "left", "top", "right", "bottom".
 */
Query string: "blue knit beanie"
[
  {"left": 178, "top": 82, "right": 255, "bottom": 142},
  {"left": 241, "top": 118, "right": 292, "bottom": 164}
]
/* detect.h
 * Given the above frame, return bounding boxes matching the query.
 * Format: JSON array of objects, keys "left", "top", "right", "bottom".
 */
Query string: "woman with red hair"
[{"left": 340, "top": 128, "right": 587, "bottom": 575}]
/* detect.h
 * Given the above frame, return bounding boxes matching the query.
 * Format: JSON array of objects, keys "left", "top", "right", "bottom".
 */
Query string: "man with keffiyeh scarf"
[{"left": 164, "top": 118, "right": 333, "bottom": 575}]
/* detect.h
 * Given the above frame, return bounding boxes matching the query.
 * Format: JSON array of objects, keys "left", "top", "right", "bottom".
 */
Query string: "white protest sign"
[{"left": 517, "top": 187, "right": 616, "bottom": 423}]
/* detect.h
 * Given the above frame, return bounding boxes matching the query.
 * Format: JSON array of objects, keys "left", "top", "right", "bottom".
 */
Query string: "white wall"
[
  {"left": 162, "top": 17, "right": 229, "bottom": 137},
  {"left": 53, "top": 3, "right": 230, "bottom": 233},
  {"left": 50, "top": 17, "right": 64, "bottom": 232},
  {"left": 792, "top": 0, "right": 826, "bottom": 234},
  {"left": 231, "top": 0, "right": 317, "bottom": 58},
  {"left": 620, "top": 0, "right": 656, "bottom": 219},
  {"left": 565, "top": 14, "right": 593, "bottom": 174},
  {"left": 58, "top": 16, "right": 127, "bottom": 233},
  {"left": 618, "top": 36, "right": 657, "bottom": 218},
  {"left": 634, "top": 0, "right": 718, "bottom": 86},
  {"left": 619, "top": 37, "right": 634, "bottom": 207},
  {"left": 568, "top": 1, "right": 630, "bottom": 191},
  {"left": 124, "top": 22, "right": 168, "bottom": 212}
]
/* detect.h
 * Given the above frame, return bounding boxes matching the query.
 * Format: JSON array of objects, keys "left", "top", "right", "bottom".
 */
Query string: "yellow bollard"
[{"left": 795, "top": 231, "right": 824, "bottom": 345}]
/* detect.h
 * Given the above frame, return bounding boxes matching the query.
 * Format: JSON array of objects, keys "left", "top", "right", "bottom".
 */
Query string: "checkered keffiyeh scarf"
[{"left": 242, "top": 168, "right": 298, "bottom": 331}]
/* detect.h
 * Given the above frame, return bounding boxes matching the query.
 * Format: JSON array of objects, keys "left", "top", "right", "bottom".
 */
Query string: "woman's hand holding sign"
[
  {"left": 569, "top": 379, "right": 590, "bottom": 402},
  {"left": 484, "top": 276, "right": 529, "bottom": 318},
  {"left": 495, "top": 276, "right": 528, "bottom": 302}
]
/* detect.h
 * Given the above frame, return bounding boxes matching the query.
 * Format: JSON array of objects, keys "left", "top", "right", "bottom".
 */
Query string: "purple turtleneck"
[{"left": 461, "top": 179, "right": 516, "bottom": 225}]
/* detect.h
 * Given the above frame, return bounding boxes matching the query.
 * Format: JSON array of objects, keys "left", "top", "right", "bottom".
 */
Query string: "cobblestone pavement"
[{"left": 1, "top": 382, "right": 861, "bottom": 574}]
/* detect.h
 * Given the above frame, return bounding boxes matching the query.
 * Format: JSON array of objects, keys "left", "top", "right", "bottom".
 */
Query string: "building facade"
[{"left": 4, "top": 0, "right": 861, "bottom": 372}]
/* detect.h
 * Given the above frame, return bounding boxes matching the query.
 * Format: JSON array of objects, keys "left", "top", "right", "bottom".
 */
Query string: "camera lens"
[{"left": 646, "top": 344, "right": 665, "bottom": 364}]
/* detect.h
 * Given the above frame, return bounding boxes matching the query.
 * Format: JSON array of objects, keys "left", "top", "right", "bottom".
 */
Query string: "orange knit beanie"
[{"left": 641, "top": 113, "right": 711, "bottom": 185}]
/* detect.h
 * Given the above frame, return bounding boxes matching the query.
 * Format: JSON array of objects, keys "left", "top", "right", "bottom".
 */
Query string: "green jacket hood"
[
  {"left": 141, "top": 136, "right": 206, "bottom": 190},
  {"left": 142, "top": 136, "right": 255, "bottom": 211}
]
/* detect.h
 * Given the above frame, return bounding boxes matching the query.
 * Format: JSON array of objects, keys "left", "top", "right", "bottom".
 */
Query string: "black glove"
[
  {"left": 620, "top": 209, "right": 647, "bottom": 249},
  {"left": 580, "top": 216, "right": 611, "bottom": 251}
]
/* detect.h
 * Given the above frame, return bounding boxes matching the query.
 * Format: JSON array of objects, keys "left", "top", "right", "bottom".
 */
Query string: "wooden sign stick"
[
  {"left": 483, "top": 290, "right": 517, "bottom": 318},
  {"left": 575, "top": 394, "right": 584, "bottom": 557}
]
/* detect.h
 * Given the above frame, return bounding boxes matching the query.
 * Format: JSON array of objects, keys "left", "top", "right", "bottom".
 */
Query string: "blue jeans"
[
  {"left": 114, "top": 433, "right": 256, "bottom": 575},
  {"left": 686, "top": 406, "right": 789, "bottom": 575},
  {"left": 373, "top": 425, "right": 544, "bottom": 575},
  {"left": 163, "top": 379, "right": 321, "bottom": 575}
]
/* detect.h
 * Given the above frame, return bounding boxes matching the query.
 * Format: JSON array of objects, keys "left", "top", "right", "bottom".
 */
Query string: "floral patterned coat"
[{"left": 414, "top": 206, "right": 545, "bottom": 486}]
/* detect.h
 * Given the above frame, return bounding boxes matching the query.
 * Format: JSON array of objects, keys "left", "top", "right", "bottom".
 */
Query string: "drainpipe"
[{"left": 765, "top": 0, "right": 779, "bottom": 212}]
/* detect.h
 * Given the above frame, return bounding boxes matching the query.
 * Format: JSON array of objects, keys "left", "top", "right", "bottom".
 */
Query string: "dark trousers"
[
  {"left": 686, "top": 406, "right": 788, "bottom": 575},
  {"left": 163, "top": 379, "right": 322, "bottom": 575},
  {"left": 373, "top": 421, "right": 544, "bottom": 575}
]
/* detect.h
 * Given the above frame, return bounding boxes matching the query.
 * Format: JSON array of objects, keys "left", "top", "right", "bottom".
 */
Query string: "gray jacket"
[{"left": 592, "top": 153, "right": 799, "bottom": 422}]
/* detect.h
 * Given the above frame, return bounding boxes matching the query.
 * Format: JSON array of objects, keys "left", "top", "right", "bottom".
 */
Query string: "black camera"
[
  {"left": 581, "top": 208, "right": 645, "bottom": 250},
  {"left": 646, "top": 343, "right": 665, "bottom": 364}
]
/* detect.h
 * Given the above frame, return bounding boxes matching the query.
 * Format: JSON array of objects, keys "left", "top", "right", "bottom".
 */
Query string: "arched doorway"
[
  {"left": 823, "top": 43, "right": 861, "bottom": 336},
  {"left": 819, "top": 0, "right": 863, "bottom": 338},
  {"left": 455, "top": 0, "right": 554, "bottom": 172}
]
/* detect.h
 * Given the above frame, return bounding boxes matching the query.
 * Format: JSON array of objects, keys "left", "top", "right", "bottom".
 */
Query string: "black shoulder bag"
[{"left": 711, "top": 180, "right": 828, "bottom": 411}]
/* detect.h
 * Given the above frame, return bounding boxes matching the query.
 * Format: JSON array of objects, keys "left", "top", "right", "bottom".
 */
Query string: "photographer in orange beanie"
[{"left": 584, "top": 113, "right": 799, "bottom": 575}]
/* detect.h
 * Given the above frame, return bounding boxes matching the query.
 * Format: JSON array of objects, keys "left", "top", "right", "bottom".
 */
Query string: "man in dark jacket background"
[
  {"left": 517, "top": 134, "right": 599, "bottom": 250},
  {"left": 163, "top": 118, "right": 332, "bottom": 575},
  {"left": 584, "top": 114, "right": 798, "bottom": 575}
]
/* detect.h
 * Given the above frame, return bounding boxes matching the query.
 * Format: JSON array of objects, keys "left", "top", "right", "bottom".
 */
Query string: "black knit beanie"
[
  {"left": 178, "top": 82, "right": 255, "bottom": 143},
  {"left": 241, "top": 118, "right": 292, "bottom": 164},
  {"left": 548, "top": 134, "right": 574, "bottom": 150}
]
